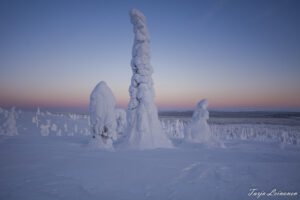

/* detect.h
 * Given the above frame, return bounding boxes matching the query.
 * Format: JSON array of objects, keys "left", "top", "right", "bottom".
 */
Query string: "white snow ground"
[{"left": 1, "top": 108, "right": 300, "bottom": 200}]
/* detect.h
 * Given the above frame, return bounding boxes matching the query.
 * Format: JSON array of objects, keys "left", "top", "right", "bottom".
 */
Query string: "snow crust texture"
[{"left": 127, "top": 9, "right": 172, "bottom": 149}]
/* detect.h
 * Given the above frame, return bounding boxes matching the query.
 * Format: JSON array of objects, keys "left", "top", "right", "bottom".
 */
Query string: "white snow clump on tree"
[
  {"left": 185, "top": 99, "right": 224, "bottom": 147},
  {"left": 89, "top": 81, "right": 117, "bottom": 150}
]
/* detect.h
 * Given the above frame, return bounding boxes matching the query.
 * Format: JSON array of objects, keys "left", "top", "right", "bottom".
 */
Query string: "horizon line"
[{"left": 1, "top": 104, "right": 300, "bottom": 113}]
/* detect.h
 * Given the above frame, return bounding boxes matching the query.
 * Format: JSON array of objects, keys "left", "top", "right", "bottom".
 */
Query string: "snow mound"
[
  {"left": 89, "top": 81, "right": 117, "bottom": 150},
  {"left": 126, "top": 9, "right": 172, "bottom": 150}
]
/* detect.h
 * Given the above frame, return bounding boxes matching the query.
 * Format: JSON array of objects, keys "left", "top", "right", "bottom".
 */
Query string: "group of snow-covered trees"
[{"left": 89, "top": 9, "right": 220, "bottom": 150}]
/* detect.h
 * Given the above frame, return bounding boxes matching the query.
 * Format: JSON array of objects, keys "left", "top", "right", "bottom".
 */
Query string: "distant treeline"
[{"left": 159, "top": 111, "right": 300, "bottom": 118}]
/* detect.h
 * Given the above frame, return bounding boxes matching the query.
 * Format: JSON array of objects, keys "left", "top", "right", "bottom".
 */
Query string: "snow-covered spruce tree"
[
  {"left": 185, "top": 99, "right": 224, "bottom": 147},
  {"left": 114, "top": 108, "right": 127, "bottom": 138},
  {"left": 2, "top": 107, "right": 18, "bottom": 136},
  {"left": 127, "top": 9, "right": 172, "bottom": 149},
  {"left": 32, "top": 107, "right": 40, "bottom": 127},
  {"left": 89, "top": 81, "right": 117, "bottom": 150}
]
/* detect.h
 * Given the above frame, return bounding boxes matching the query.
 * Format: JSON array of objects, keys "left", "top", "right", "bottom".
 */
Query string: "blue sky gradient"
[{"left": 0, "top": 0, "right": 300, "bottom": 111}]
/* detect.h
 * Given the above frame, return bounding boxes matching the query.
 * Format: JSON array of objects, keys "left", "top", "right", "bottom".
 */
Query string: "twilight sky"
[{"left": 0, "top": 0, "right": 300, "bottom": 111}]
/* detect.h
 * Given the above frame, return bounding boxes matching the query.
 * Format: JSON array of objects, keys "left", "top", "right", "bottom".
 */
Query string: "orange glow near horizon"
[
  {"left": 2, "top": 93, "right": 300, "bottom": 111},
  {"left": 1, "top": 83, "right": 300, "bottom": 110}
]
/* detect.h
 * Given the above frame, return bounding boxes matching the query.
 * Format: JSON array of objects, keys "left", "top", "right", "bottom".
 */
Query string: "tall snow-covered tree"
[{"left": 127, "top": 8, "right": 172, "bottom": 149}]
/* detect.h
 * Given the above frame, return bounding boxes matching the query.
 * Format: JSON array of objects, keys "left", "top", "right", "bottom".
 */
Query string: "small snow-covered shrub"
[
  {"left": 64, "top": 123, "right": 68, "bottom": 132},
  {"left": 40, "top": 120, "right": 51, "bottom": 136},
  {"left": 51, "top": 123, "right": 57, "bottom": 132},
  {"left": 115, "top": 108, "right": 127, "bottom": 138},
  {"left": 161, "top": 119, "right": 186, "bottom": 139},
  {"left": 56, "top": 129, "right": 62, "bottom": 136},
  {"left": 1, "top": 107, "right": 18, "bottom": 136},
  {"left": 40, "top": 124, "right": 50, "bottom": 136}
]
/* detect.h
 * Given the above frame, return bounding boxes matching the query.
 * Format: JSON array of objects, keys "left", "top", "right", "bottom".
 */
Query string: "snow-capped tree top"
[
  {"left": 91, "top": 81, "right": 115, "bottom": 103},
  {"left": 191, "top": 99, "right": 209, "bottom": 121},
  {"left": 130, "top": 8, "right": 150, "bottom": 42},
  {"left": 130, "top": 8, "right": 146, "bottom": 26},
  {"left": 197, "top": 99, "right": 209, "bottom": 109},
  {"left": 90, "top": 81, "right": 116, "bottom": 126}
]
